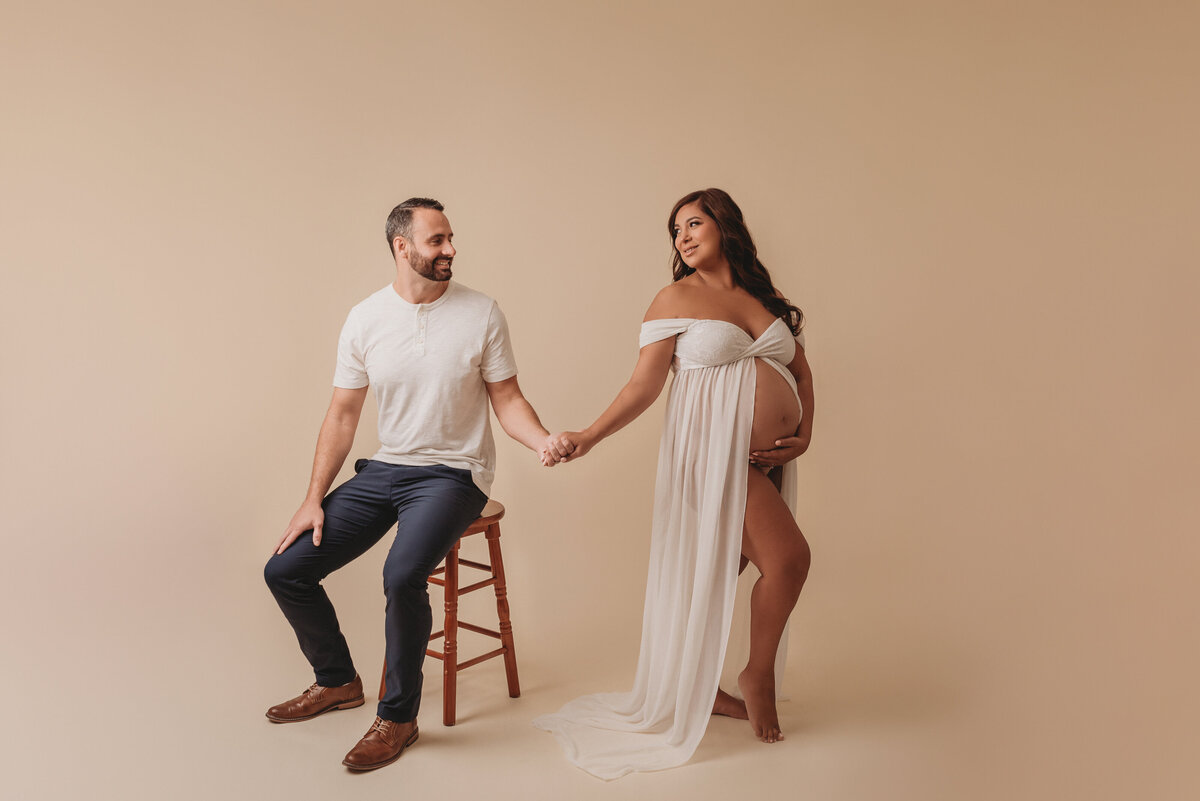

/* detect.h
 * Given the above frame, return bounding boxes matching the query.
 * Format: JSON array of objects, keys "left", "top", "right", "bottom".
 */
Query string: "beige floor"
[
  {"left": 9, "top": 630, "right": 968, "bottom": 801},
  {"left": 8, "top": 545, "right": 1196, "bottom": 801}
]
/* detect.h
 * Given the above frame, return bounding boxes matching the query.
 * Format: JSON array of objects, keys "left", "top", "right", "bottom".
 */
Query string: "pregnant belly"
[{"left": 750, "top": 358, "right": 801, "bottom": 452}]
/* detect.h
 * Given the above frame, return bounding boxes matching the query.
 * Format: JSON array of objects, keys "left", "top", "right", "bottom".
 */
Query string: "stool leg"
[
  {"left": 486, "top": 522, "right": 521, "bottom": 698},
  {"left": 442, "top": 541, "right": 460, "bottom": 726},
  {"left": 379, "top": 659, "right": 387, "bottom": 701}
]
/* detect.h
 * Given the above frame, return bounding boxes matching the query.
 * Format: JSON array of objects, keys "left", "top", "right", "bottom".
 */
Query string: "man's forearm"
[
  {"left": 494, "top": 396, "right": 550, "bottom": 452},
  {"left": 304, "top": 415, "right": 357, "bottom": 503}
]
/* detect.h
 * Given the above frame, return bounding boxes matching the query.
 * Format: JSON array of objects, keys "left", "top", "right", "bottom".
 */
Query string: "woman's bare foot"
[
  {"left": 711, "top": 688, "right": 749, "bottom": 719},
  {"left": 738, "top": 668, "right": 783, "bottom": 742}
]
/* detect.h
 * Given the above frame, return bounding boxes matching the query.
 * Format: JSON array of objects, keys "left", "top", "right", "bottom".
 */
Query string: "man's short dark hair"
[{"left": 385, "top": 198, "right": 444, "bottom": 255}]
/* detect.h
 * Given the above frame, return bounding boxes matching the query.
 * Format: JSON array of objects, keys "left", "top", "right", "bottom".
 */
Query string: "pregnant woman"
[{"left": 534, "top": 188, "right": 815, "bottom": 779}]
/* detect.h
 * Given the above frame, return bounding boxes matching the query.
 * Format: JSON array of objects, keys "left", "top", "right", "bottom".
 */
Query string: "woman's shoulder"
[
  {"left": 643, "top": 283, "right": 678, "bottom": 322},
  {"left": 643, "top": 280, "right": 699, "bottom": 322}
]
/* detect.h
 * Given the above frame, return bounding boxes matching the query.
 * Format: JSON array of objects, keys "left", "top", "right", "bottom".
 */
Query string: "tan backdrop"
[{"left": 2, "top": 2, "right": 1197, "bottom": 799}]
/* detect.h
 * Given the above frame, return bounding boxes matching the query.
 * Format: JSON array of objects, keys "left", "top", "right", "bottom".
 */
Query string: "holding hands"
[{"left": 538, "top": 431, "right": 595, "bottom": 466}]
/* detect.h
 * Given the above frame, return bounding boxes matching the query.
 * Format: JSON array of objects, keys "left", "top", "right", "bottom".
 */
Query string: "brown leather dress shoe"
[
  {"left": 265, "top": 675, "right": 365, "bottom": 723},
  {"left": 342, "top": 716, "right": 419, "bottom": 771}
]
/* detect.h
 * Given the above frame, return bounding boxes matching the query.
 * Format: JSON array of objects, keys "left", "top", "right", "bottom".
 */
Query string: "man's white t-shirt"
[{"left": 333, "top": 281, "right": 517, "bottom": 496}]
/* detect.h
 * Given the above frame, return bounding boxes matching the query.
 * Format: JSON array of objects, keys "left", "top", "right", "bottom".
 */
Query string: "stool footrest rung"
[
  {"left": 425, "top": 646, "right": 507, "bottom": 669},
  {"left": 458, "top": 621, "right": 500, "bottom": 638},
  {"left": 457, "top": 647, "right": 507, "bottom": 670},
  {"left": 429, "top": 622, "right": 499, "bottom": 640},
  {"left": 457, "top": 558, "right": 492, "bottom": 571},
  {"left": 459, "top": 577, "right": 498, "bottom": 594}
]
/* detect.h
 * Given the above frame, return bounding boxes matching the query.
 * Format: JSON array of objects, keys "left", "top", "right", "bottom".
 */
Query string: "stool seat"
[
  {"left": 379, "top": 499, "right": 520, "bottom": 726},
  {"left": 464, "top": 499, "right": 505, "bottom": 533}
]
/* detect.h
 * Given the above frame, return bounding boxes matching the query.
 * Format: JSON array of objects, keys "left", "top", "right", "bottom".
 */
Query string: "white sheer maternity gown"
[{"left": 534, "top": 317, "right": 805, "bottom": 780}]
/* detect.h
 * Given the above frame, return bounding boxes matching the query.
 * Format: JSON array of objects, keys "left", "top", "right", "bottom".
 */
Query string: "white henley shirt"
[{"left": 332, "top": 281, "right": 517, "bottom": 496}]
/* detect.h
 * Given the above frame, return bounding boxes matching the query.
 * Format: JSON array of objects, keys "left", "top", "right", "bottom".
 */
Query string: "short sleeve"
[
  {"left": 333, "top": 311, "right": 369, "bottom": 388},
  {"left": 481, "top": 302, "right": 518, "bottom": 383},
  {"left": 795, "top": 329, "right": 806, "bottom": 350}
]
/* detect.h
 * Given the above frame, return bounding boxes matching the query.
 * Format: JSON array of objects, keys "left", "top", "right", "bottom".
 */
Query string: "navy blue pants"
[{"left": 264, "top": 460, "right": 488, "bottom": 722}]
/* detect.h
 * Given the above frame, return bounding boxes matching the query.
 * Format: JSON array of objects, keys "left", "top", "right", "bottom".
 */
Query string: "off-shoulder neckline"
[{"left": 641, "top": 317, "right": 786, "bottom": 342}]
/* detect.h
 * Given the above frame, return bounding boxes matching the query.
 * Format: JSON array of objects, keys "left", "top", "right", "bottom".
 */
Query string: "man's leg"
[
  {"left": 264, "top": 460, "right": 396, "bottom": 689},
  {"left": 378, "top": 464, "right": 488, "bottom": 723}
]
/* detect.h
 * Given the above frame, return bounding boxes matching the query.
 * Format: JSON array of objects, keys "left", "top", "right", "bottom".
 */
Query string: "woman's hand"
[{"left": 749, "top": 435, "right": 809, "bottom": 470}]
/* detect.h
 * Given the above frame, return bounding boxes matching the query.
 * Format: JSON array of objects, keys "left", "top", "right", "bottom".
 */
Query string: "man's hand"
[
  {"left": 540, "top": 432, "right": 572, "bottom": 466},
  {"left": 275, "top": 500, "right": 325, "bottom": 554},
  {"left": 749, "top": 435, "right": 809, "bottom": 470},
  {"left": 545, "top": 431, "right": 595, "bottom": 464},
  {"left": 539, "top": 433, "right": 572, "bottom": 466}
]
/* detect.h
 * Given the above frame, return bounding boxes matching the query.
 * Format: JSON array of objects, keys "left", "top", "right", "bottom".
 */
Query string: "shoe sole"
[
  {"left": 265, "top": 695, "right": 365, "bottom": 723},
  {"left": 342, "top": 728, "right": 419, "bottom": 771}
]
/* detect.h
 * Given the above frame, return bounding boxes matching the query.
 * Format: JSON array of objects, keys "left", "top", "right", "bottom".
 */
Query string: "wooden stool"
[{"left": 379, "top": 499, "right": 520, "bottom": 726}]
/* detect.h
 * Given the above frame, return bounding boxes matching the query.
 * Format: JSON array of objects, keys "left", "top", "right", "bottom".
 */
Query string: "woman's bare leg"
[
  {"left": 738, "top": 468, "right": 811, "bottom": 742},
  {"left": 711, "top": 553, "right": 753, "bottom": 719}
]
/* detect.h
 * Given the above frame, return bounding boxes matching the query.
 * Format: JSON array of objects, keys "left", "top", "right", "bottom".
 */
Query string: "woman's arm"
[
  {"left": 791, "top": 343, "right": 814, "bottom": 447},
  {"left": 550, "top": 337, "right": 676, "bottom": 462},
  {"left": 546, "top": 288, "right": 684, "bottom": 463}
]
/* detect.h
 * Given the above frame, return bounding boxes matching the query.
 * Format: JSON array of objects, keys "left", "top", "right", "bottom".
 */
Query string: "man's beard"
[{"left": 408, "top": 250, "right": 452, "bottom": 282}]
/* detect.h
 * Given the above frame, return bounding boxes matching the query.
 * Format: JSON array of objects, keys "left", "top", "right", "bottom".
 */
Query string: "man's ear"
[{"left": 392, "top": 236, "right": 406, "bottom": 260}]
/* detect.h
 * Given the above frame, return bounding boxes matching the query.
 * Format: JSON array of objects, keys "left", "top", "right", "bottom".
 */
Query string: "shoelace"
[{"left": 369, "top": 717, "right": 395, "bottom": 735}]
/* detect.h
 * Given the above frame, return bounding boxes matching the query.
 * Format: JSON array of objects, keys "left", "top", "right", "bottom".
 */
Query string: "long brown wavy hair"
[{"left": 668, "top": 188, "right": 804, "bottom": 335}]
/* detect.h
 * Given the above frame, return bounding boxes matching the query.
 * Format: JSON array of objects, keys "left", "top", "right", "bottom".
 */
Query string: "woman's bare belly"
[{"left": 749, "top": 358, "right": 800, "bottom": 453}]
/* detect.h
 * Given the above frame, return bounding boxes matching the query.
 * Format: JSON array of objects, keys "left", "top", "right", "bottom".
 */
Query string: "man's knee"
[
  {"left": 382, "top": 563, "right": 430, "bottom": 600},
  {"left": 264, "top": 555, "right": 302, "bottom": 593}
]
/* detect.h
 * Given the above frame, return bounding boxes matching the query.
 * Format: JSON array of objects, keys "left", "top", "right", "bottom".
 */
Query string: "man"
[{"left": 264, "top": 197, "right": 558, "bottom": 771}]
